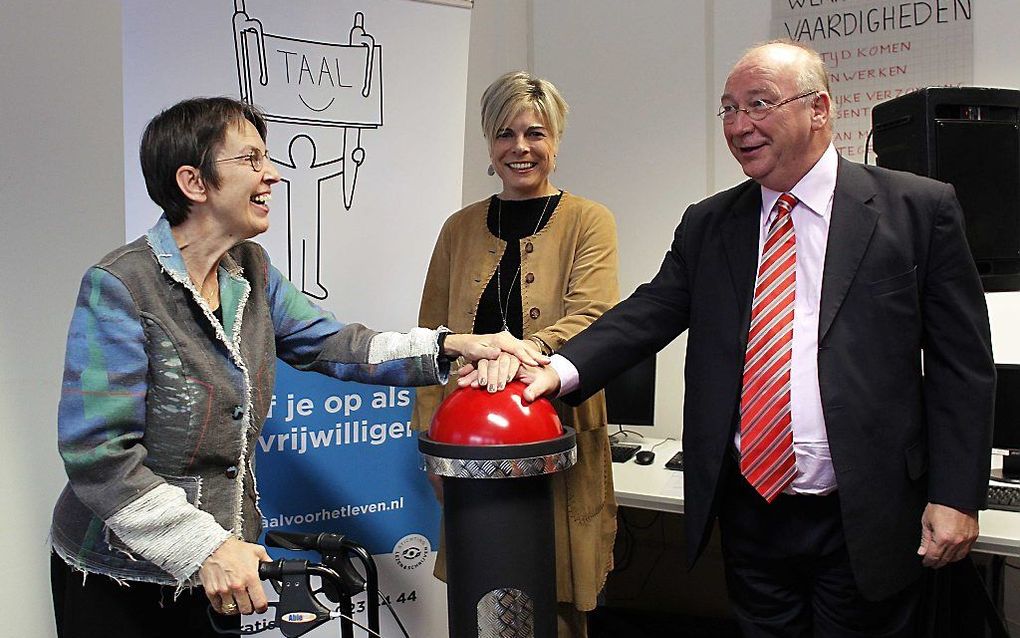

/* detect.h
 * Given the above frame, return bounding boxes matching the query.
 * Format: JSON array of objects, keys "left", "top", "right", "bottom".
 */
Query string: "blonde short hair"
[{"left": 480, "top": 71, "right": 569, "bottom": 145}]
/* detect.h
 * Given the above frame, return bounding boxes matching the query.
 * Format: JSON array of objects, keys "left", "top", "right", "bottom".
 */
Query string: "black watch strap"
[{"left": 437, "top": 331, "right": 451, "bottom": 362}]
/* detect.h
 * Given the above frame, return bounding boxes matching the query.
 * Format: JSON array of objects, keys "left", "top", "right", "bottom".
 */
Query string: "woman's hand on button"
[
  {"left": 445, "top": 332, "right": 549, "bottom": 369},
  {"left": 470, "top": 352, "right": 519, "bottom": 392}
]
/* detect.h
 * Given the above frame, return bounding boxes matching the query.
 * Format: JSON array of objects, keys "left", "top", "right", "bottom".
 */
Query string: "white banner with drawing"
[{"left": 123, "top": 1, "right": 471, "bottom": 635}]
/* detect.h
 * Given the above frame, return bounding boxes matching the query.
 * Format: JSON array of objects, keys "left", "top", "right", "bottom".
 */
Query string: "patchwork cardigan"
[{"left": 51, "top": 215, "right": 447, "bottom": 585}]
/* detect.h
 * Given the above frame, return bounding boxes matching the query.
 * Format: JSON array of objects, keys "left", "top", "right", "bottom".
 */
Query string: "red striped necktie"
[{"left": 739, "top": 192, "right": 798, "bottom": 502}]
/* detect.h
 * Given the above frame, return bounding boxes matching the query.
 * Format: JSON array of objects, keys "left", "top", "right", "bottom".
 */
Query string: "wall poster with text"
[{"left": 772, "top": 0, "right": 974, "bottom": 160}]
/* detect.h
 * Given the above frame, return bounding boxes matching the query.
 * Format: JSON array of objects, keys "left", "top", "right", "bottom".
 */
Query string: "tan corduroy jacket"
[{"left": 411, "top": 191, "right": 620, "bottom": 611}]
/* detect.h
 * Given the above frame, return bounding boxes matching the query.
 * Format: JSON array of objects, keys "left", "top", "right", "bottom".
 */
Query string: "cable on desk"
[{"left": 649, "top": 438, "right": 676, "bottom": 452}]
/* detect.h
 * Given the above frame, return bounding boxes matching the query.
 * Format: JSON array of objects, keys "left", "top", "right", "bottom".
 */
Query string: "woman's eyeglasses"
[{"left": 215, "top": 148, "right": 270, "bottom": 172}]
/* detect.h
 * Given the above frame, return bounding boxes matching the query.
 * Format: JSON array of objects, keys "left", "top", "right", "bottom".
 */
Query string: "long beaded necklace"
[{"left": 495, "top": 193, "right": 556, "bottom": 333}]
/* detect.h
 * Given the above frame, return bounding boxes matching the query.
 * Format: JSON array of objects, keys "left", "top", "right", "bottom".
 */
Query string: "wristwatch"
[{"left": 437, "top": 331, "right": 452, "bottom": 363}]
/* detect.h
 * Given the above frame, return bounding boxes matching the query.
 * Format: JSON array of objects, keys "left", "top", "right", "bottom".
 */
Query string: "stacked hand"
[
  {"left": 444, "top": 332, "right": 549, "bottom": 392},
  {"left": 516, "top": 364, "right": 562, "bottom": 402},
  {"left": 424, "top": 332, "right": 562, "bottom": 505},
  {"left": 449, "top": 332, "right": 562, "bottom": 400}
]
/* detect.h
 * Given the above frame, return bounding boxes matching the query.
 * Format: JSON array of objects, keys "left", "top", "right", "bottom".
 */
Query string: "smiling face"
[
  {"left": 204, "top": 119, "right": 281, "bottom": 240},
  {"left": 489, "top": 108, "right": 559, "bottom": 200},
  {"left": 721, "top": 44, "right": 831, "bottom": 192}
]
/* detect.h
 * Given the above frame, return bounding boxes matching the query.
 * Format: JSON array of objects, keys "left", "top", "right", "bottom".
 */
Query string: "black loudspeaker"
[{"left": 872, "top": 87, "right": 1020, "bottom": 292}]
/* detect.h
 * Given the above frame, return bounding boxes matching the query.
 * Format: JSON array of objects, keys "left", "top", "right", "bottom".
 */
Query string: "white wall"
[
  {"left": 529, "top": 0, "right": 710, "bottom": 439},
  {"left": 461, "top": 1, "right": 531, "bottom": 204},
  {"left": 0, "top": 3, "right": 125, "bottom": 637},
  {"left": 3, "top": 1, "right": 1018, "bottom": 635}
]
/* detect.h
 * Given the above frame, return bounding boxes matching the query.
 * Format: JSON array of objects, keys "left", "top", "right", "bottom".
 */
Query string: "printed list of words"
[{"left": 772, "top": 0, "right": 972, "bottom": 158}]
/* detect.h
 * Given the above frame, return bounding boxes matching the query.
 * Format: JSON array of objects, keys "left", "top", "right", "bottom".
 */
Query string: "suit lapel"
[
  {"left": 819, "top": 159, "right": 879, "bottom": 342},
  {"left": 722, "top": 185, "right": 763, "bottom": 328}
]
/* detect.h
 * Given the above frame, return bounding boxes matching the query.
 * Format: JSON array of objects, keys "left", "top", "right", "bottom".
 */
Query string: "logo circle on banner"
[{"left": 393, "top": 533, "right": 431, "bottom": 570}]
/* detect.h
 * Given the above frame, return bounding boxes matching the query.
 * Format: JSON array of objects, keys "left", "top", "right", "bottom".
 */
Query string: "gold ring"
[{"left": 221, "top": 601, "right": 238, "bottom": 613}]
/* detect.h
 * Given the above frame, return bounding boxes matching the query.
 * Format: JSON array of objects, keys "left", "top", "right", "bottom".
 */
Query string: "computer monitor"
[
  {"left": 604, "top": 354, "right": 656, "bottom": 428},
  {"left": 992, "top": 363, "right": 1020, "bottom": 483}
]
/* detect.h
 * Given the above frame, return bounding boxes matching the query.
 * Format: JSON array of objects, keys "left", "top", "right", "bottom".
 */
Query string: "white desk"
[
  {"left": 977, "top": 508, "right": 1020, "bottom": 558},
  {"left": 611, "top": 437, "right": 1020, "bottom": 559},
  {"left": 612, "top": 437, "right": 685, "bottom": 514}
]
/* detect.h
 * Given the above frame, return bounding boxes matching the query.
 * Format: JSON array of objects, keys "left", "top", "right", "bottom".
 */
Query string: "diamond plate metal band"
[
  {"left": 420, "top": 448, "right": 576, "bottom": 478},
  {"left": 477, "top": 588, "right": 535, "bottom": 638}
]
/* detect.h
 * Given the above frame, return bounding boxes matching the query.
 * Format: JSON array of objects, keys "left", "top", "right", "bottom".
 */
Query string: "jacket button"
[
  {"left": 232, "top": 405, "right": 244, "bottom": 420},
  {"left": 225, "top": 466, "right": 238, "bottom": 479},
  {"left": 524, "top": 242, "right": 534, "bottom": 253},
  {"left": 524, "top": 272, "right": 535, "bottom": 284},
  {"left": 529, "top": 307, "right": 541, "bottom": 319}
]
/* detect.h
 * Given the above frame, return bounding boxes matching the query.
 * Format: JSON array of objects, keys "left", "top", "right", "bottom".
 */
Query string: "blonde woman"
[{"left": 413, "top": 71, "right": 620, "bottom": 637}]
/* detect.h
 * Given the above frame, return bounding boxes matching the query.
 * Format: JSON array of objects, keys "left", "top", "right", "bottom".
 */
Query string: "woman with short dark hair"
[{"left": 49, "top": 96, "right": 536, "bottom": 638}]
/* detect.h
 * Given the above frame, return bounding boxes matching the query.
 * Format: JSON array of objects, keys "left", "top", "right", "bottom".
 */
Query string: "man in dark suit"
[{"left": 515, "top": 41, "right": 994, "bottom": 635}]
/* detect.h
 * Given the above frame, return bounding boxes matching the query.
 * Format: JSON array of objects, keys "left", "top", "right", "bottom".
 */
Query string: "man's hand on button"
[
  {"left": 454, "top": 334, "right": 548, "bottom": 393},
  {"left": 519, "top": 363, "right": 561, "bottom": 402}
]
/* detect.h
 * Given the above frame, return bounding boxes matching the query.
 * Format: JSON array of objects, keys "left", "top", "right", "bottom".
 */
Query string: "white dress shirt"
[
  {"left": 749, "top": 144, "right": 838, "bottom": 494},
  {"left": 553, "top": 144, "right": 840, "bottom": 494}
]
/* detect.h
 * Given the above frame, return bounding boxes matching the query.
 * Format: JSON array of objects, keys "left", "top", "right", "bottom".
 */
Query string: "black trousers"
[
  {"left": 716, "top": 459, "right": 921, "bottom": 638},
  {"left": 51, "top": 552, "right": 240, "bottom": 638}
]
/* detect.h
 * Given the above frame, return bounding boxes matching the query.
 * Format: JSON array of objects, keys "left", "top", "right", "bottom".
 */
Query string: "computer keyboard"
[
  {"left": 665, "top": 450, "right": 684, "bottom": 471},
  {"left": 987, "top": 484, "right": 1020, "bottom": 512},
  {"left": 610, "top": 443, "right": 640, "bottom": 463}
]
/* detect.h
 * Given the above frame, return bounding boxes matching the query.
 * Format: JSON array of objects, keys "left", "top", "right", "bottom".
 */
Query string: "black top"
[
  {"left": 192, "top": 299, "right": 225, "bottom": 344},
  {"left": 473, "top": 192, "right": 562, "bottom": 337}
]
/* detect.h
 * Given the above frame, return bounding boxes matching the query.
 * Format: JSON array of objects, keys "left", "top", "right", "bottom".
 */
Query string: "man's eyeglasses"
[
  {"left": 717, "top": 90, "right": 819, "bottom": 123},
  {"left": 215, "top": 149, "right": 270, "bottom": 172}
]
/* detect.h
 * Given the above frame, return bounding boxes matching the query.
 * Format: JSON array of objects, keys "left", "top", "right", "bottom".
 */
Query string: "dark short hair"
[{"left": 139, "top": 97, "right": 268, "bottom": 225}]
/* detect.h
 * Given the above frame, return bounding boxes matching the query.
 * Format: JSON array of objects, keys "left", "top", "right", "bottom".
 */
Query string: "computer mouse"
[{"left": 634, "top": 450, "right": 655, "bottom": 465}]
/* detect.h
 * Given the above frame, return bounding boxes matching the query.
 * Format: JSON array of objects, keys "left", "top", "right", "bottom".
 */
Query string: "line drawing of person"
[
  {"left": 273, "top": 133, "right": 344, "bottom": 299},
  {"left": 231, "top": 5, "right": 383, "bottom": 299}
]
